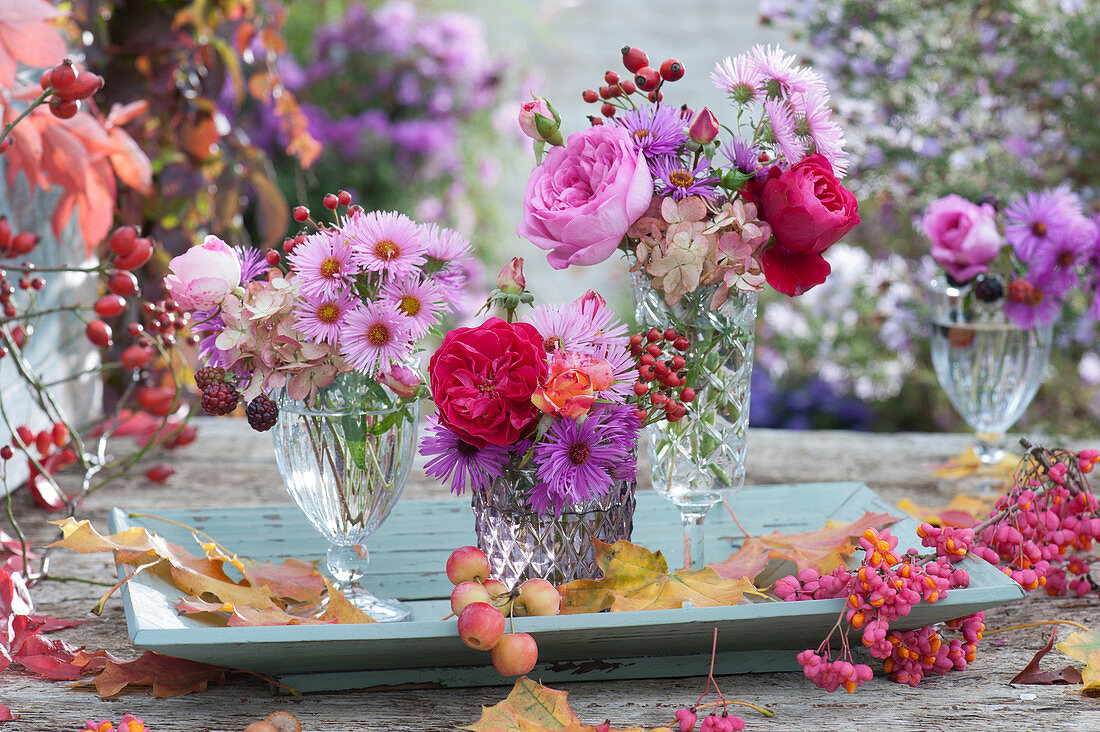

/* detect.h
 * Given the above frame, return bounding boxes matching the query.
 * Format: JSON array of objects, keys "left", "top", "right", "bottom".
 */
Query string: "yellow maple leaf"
[
  {"left": 558, "top": 540, "right": 757, "bottom": 615},
  {"left": 897, "top": 494, "right": 997, "bottom": 529},
  {"left": 930, "top": 447, "right": 1017, "bottom": 483},
  {"left": 463, "top": 677, "right": 659, "bottom": 732},
  {"left": 1056, "top": 630, "right": 1100, "bottom": 692}
]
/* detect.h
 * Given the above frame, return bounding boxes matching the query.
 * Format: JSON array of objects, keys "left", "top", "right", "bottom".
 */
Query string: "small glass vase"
[
  {"left": 273, "top": 372, "right": 420, "bottom": 622},
  {"left": 632, "top": 273, "right": 757, "bottom": 569},
  {"left": 929, "top": 276, "right": 1053, "bottom": 472},
  {"left": 471, "top": 464, "right": 636, "bottom": 589}
]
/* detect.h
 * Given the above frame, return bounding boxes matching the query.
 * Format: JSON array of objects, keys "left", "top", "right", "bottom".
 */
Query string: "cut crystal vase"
[
  {"left": 274, "top": 372, "right": 419, "bottom": 622},
  {"left": 633, "top": 274, "right": 757, "bottom": 569},
  {"left": 471, "top": 464, "right": 635, "bottom": 589}
]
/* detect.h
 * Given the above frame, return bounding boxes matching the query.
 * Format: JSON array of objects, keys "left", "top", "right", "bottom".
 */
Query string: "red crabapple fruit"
[
  {"left": 456, "top": 602, "right": 505, "bottom": 650},
  {"left": 491, "top": 632, "right": 538, "bottom": 676},
  {"left": 446, "top": 546, "right": 491, "bottom": 585},
  {"left": 515, "top": 578, "right": 561, "bottom": 617}
]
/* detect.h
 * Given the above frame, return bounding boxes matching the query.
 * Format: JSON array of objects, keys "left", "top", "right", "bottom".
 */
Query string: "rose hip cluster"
[
  {"left": 629, "top": 327, "right": 696, "bottom": 424},
  {"left": 780, "top": 526, "right": 981, "bottom": 691},
  {"left": 582, "top": 45, "right": 684, "bottom": 119},
  {"left": 447, "top": 546, "right": 559, "bottom": 677},
  {"left": 38, "top": 59, "right": 104, "bottom": 120},
  {"left": 971, "top": 445, "right": 1100, "bottom": 596}
]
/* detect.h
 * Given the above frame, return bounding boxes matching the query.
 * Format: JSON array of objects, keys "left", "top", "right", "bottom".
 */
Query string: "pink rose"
[
  {"left": 923, "top": 195, "right": 1003, "bottom": 282},
  {"left": 757, "top": 154, "right": 860, "bottom": 296},
  {"left": 429, "top": 318, "right": 548, "bottom": 448},
  {"left": 379, "top": 364, "right": 421, "bottom": 398},
  {"left": 164, "top": 235, "right": 242, "bottom": 311},
  {"left": 518, "top": 125, "right": 653, "bottom": 269},
  {"left": 531, "top": 351, "right": 614, "bottom": 419},
  {"left": 518, "top": 98, "right": 561, "bottom": 144}
]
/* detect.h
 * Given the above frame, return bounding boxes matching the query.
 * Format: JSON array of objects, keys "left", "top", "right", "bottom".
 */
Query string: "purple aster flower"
[
  {"left": 723, "top": 135, "right": 762, "bottom": 177},
  {"left": 1028, "top": 216, "right": 1096, "bottom": 292},
  {"left": 340, "top": 300, "right": 413, "bottom": 375},
  {"left": 652, "top": 156, "right": 719, "bottom": 200},
  {"left": 235, "top": 246, "right": 268, "bottom": 284},
  {"left": 587, "top": 403, "right": 641, "bottom": 448},
  {"left": 532, "top": 415, "right": 633, "bottom": 514},
  {"left": 1004, "top": 188, "right": 1082, "bottom": 263},
  {"left": 1005, "top": 277, "right": 1063, "bottom": 329},
  {"left": 420, "top": 416, "right": 509, "bottom": 495},
  {"left": 616, "top": 105, "right": 686, "bottom": 160}
]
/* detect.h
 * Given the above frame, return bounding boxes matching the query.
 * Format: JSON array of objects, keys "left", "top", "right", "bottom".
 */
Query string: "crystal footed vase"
[
  {"left": 274, "top": 372, "right": 420, "bottom": 622},
  {"left": 632, "top": 273, "right": 757, "bottom": 570},
  {"left": 471, "top": 464, "right": 636, "bottom": 589},
  {"left": 929, "top": 277, "right": 1052, "bottom": 474}
]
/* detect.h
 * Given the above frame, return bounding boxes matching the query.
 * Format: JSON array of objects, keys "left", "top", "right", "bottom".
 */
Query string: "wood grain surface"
[{"left": 2, "top": 418, "right": 1098, "bottom": 731}]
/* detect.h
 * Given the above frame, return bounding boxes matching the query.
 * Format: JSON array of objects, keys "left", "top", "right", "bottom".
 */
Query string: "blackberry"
[
  {"left": 201, "top": 381, "right": 239, "bottom": 416},
  {"left": 974, "top": 275, "right": 1004, "bottom": 303},
  {"left": 194, "top": 365, "right": 226, "bottom": 392},
  {"left": 245, "top": 395, "right": 279, "bottom": 432}
]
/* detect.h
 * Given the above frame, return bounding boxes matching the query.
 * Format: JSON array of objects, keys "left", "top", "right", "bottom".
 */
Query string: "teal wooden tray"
[{"left": 107, "top": 482, "right": 1025, "bottom": 691}]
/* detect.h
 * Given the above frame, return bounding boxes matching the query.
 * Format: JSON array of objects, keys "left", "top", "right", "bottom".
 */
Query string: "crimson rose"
[
  {"left": 428, "top": 317, "right": 548, "bottom": 448},
  {"left": 757, "top": 154, "right": 860, "bottom": 296}
]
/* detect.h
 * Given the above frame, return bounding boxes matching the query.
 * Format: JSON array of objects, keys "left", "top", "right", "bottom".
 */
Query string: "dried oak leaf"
[
  {"left": 1011, "top": 627, "right": 1083, "bottom": 685},
  {"left": 71, "top": 650, "right": 227, "bottom": 698},
  {"left": 557, "top": 540, "right": 757, "bottom": 615},
  {"left": 1056, "top": 629, "right": 1100, "bottom": 692},
  {"left": 710, "top": 511, "right": 899, "bottom": 585}
]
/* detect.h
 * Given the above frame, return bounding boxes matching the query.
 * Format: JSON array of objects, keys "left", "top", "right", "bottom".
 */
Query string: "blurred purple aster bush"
[{"left": 751, "top": 0, "right": 1100, "bottom": 435}]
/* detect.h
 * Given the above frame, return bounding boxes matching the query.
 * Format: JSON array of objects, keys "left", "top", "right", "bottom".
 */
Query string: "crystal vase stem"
[{"left": 680, "top": 506, "right": 711, "bottom": 571}]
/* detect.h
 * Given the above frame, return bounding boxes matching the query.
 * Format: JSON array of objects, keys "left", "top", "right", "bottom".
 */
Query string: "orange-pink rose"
[{"left": 531, "top": 351, "right": 614, "bottom": 419}]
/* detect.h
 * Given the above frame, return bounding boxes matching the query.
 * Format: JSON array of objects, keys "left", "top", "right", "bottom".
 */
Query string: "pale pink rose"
[
  {"left": 518, "top": 99, "right": 557, "bottom": 142},
  {"left": 379, "top": 364, "right": 421, "bottom": 398},
  {"left": 518, "top": 125, "right": 653, "bottom": 269},
  {"left": 923, "top": 195, "right": 1003, "bottom": 282},
  {"left": 164, "top": 235, "right": 242, "bottom": 311}
]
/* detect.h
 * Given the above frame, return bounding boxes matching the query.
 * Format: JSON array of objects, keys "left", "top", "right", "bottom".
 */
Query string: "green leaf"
[{"left": 341, "top": 414, "right": 368, "bottom": 471}]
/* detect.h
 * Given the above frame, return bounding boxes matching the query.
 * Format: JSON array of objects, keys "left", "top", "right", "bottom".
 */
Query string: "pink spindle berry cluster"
[
  {"left": 784, "top": 526, "right": 977, "bottom": 692},
  {"left": 971, "top": 445, "right": 1100, "bottom": 596},
  {"left": 795, "top": 650, "right": 874, "bottom": 693},
  {"left": 881, "top": 612, "right": 984, "bottom": 687}
]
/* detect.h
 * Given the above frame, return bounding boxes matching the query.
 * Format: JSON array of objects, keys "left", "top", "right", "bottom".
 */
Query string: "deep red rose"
[
  {"left": 758, "top": 154, "right": 860, "bottom": 296},
  {"left": 428, "top": 317, "right": 548, "bottom": 448}
]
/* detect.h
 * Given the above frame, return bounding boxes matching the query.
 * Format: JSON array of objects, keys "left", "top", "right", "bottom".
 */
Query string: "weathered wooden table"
[{"left": 3, "top": 419, "right": 1099, "bottom": 731}]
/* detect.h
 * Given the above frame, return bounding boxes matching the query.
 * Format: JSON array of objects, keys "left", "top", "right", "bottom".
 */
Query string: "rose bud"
[
  {"left": 518, "top": 98, "right": 563, "bottom": 146},
  {"left": 496, "top": 257, "right": 527, "bottom": 295},
  {"left": 688, "top": 107, "right": 720, "bottom": 145}
]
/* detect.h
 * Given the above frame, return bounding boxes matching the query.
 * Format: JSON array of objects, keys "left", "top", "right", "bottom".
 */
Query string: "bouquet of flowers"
[
  {"left": 419, "top": 258, "right": 691, "bottom": 516},
  {"left": 516, "top": 43, "right": 859, "bottom": 301},
  {"left": 165, "top": 194, "right": 477, "bottom": 425},
  {"left": 923, "top": 188, "right": 1100, "bottom": 329}
]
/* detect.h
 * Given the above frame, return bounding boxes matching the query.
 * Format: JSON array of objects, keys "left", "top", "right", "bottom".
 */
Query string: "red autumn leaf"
[
  {"left": 0, "top": 701, "right": 15, "bottom": 721},
  {"left": 27, "top": 615, "right": 85, "bottom": 632},
  {"left": 242, "top": 558, "right": 326, "bottom": 603},
  {"left": 1013, "top": 627, "right": 1085, "bottom": 685},
  {"left": 710, "top": 511, "right": 900, "bottom": 583},
  {"left": 175, "top": 596, "right": 334, "bottom": 627},
  {"left": 72, "top": 651, "right": 228, "bottom": 698}
]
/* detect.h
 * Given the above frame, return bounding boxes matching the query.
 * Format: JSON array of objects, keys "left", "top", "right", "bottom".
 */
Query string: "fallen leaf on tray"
[
  {"left": 709, "top": 511, "right": 899, "bottom": 584},
  {"left": 0, "top": 701, "right": 14, "bottom": 721},
  {"left": 49, "top": 517, "right": 375, "bottom": 625},
  {"left": 897, "top": 494, "right": 997, "bottom": 529},
  {"left": 72, "top": 650, "right": 228, "bottom": 698},
  {"left": 557, "top": 540, "right": 758, "bottom": 614},
  {"left": 1056, "top": 629, "right": 1100, "bottom": 692},
  {"left": 930, "top": 448, "right": 1017, "bottom": 484},
  {"left": 463, "top": 677, "right": 656, "bottom": 731},
  {"left": 1010, "top": 628, "right": 1083, "bottom": 686}
]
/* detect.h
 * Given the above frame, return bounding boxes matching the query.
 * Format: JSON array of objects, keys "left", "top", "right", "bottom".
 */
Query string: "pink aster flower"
[
  {"left": 288, "top": 231, "right": 356, "bottom": 300},
  {"left": 381, "top": 276, "right": 445, "bottom": 338},
  {"left": 711, "top": 54, "right": 763, "bottom": 104},
  {"left": 764, "top": 98, "right": 807, "bottom": 165},
  {"left": 1028, "top": 216, "right": 1095, "bottom": 293},
  {"left": 527, "top": 302, "right": 600, "bottom": 354},
  {"left": 341, "top": 301, "right": 413, "bottom": 375},
  {"left": 1004, "top": 187, "right": 1082, "bottom": 263},
  {"left": 421, "top": 222, "right": 473, "bottom": 262},
  {"left": 293, "top": 289, "right": 357, "bottom": 346},
  {"left": 791, "top": 87, "right": 848, "bottom": 176},
  {"left": 347, "top": 210, "right": 427, "bottom": 277},
  {"left": 1005, "top": 277, "right": 1063, "bottom": 330},
  {"left": 749, "top": 44, "right": 826, "bottom": 96}
]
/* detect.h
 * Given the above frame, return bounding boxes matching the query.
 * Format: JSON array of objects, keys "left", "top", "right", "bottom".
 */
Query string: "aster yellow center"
[
  {"left": 374, "top": 239, "right": 400, "bottom": 261},
  {"left": 367, "top": 323, "right": 390, "bottom": 346},
  {"left": 669, "top": 169, "right": 694, "bottom": 188},
  {"left": 1031, "top": 221, "right": 1048, "bottom": 237},
  {"left": 544, "top": 335, "right": 562, "bottom": 353},
  {"left": 319, "top": 256, "right": 341, "bottom": 279},
  {"left": 317, "top": 303, "right": 339, "bottom": 324},
  {"left": 398, "top": 295, "right": 422, "bottom": 317},
  {"left": 632, "top": 128, "right": 651, "bottom": 143}
]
